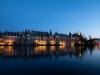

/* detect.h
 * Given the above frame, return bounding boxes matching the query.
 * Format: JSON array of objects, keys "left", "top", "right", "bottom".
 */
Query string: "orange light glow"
[
  {"left": 5, "top": 46, "right": 14, "bottom": 56},
  {"left": 59, "top": 45, "right": 65, "bottom": 49},
  {"left": 35, "top": 40, "right": 46, "bottom": 45},
  {"left": 0, "top": 38, "right": 5, "bottom": 45},
  {"left": 50, "top": 41, "right": 55, "bottom": 44},
  {"left": 59, "top": 41, "right": 65, "bottom": 46},
  {"left": 6, "top": 40, "right": 13, "bottom": 45},
  {"left": 71, "top": 42, "right": 75, "bottom": 48},
  {"left": 0, "top": 46, "right": 5, "bottom": 53},
  {"left": 0, "top": 42, "right": 5, "bottom": 45},
  {"left": 50, "top": 46, "right": 56, "bottom": 51},
  {"left": 34, "top": 46, "right": 46, "bottom": 51}
]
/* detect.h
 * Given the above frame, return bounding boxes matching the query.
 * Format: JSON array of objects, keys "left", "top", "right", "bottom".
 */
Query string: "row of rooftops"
[
  {"left": 0, "top": 30, "right": 49, "bottom": 36},
  {"left": 0, "top": 30, "right": 83, "bottom": 38}
]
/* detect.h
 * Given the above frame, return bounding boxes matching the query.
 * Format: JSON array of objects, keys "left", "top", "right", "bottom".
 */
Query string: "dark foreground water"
[{"left": 0, "top": 45, "right": 100, "bottom": 75}]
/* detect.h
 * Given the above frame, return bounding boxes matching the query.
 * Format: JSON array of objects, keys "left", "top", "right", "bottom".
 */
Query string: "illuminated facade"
[
  {"left": 0, "top": 30, "right": 71, "bottom": 46},
  {"left": 0, "top": 32, "right": 20, "bottom": 45}
]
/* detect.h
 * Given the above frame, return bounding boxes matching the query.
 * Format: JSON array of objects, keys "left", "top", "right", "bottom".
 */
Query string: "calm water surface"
[{"left": 0, "top": 45, "right": 100, "bottom": 75}]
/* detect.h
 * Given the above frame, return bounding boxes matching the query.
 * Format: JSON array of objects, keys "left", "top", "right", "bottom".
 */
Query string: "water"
[{"left": 0, "top": 45, "right": 100, "bottom": 75}]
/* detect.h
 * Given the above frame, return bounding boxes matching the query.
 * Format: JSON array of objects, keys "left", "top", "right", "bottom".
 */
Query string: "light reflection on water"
[{"left": 0, "top": 46, "right": 100, "bottom": 75}]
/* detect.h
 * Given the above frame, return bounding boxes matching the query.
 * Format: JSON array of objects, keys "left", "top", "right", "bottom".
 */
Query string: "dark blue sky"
[{"left": 0, "top": 0, "right": 100, "bottom": 38}]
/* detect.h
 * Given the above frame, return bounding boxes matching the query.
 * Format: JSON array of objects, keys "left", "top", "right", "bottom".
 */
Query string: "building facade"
[{"left": 0, "top": 30, "right": 71, "bottom": 46}]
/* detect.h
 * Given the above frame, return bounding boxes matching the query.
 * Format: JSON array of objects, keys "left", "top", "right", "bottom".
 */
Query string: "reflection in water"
[
  {"left": 0, "top": 46, "right": 100, "bottom": 75},
  {"left": 34, "top": 46, "right": 46, "bottom": 51},
  {"left": 0, "top": 46, "right": 14, "bottom": 56},
  {"left": 98, "top": 44, "right": 100, "bottom": 49},
  {"left": 0, "top": 46, "right": 4, "bottom": 53},
  {"left": 0, "top": 45, "right": 97, "bottom": 60},
  {"left": 50, "top": 46, "right": 56, "bottom": 51}
]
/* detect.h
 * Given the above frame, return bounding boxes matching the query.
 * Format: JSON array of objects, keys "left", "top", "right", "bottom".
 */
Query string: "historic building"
[
  {"left": 0, "top": 31, "right": 20, "bottom": 45},
  {"left": 0, "top": 30, "right": 71, "bottom": 46}
]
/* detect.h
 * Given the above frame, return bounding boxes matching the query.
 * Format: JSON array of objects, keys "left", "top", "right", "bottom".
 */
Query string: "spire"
[
  {"left": 69, "top": 32, "right": 72, "bottom": 37},
  {"left": 50, "top": 30, "right": 52, "bottom": 36}
]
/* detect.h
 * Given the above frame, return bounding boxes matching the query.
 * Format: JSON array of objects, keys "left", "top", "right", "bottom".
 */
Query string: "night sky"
[{"left": 0, "top": 0, "right": 100, "bottom": 38}]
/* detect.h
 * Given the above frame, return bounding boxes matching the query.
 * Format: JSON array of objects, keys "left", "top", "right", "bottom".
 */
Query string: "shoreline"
[{"left": 0, "top": 44, "right": 63, "bottom": 46}]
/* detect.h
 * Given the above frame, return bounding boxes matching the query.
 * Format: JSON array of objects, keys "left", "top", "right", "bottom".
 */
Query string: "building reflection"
[
  {"left": 0, "top": 45, "right": 98, "bottom": 60},
  {"left": 98, "top": 44, "right": 100, "bottom": 49}
]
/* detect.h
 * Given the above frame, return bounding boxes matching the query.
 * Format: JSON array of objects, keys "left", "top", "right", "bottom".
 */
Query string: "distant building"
[
  {"left": 0, "top": 31, "right": 20, "bottom": 45},
  {"left": 0, "top": 30, "right": 71, "bottom": 46}
]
